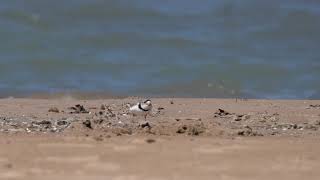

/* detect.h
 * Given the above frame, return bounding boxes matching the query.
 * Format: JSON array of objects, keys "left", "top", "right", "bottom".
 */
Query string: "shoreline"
[{"left": 1, "top": 90, "right": 318, "bottom": 100}]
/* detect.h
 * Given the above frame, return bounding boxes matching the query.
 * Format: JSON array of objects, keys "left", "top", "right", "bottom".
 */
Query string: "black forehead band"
[{"left": 144, "top": 99, "right": 151, "bottom": 103}]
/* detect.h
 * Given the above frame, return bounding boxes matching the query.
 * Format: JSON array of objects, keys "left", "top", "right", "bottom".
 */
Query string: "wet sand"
[{"left": 0, "top": 98, "right": 320, "bottom": 179}]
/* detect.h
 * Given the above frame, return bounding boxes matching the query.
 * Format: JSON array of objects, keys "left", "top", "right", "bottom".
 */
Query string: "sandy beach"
[
  {"left": 2, "top": 1, "right": 319, "bottom": 179},
  {"left": 1, "top": 97, "right": 320, "bottom": 179}
]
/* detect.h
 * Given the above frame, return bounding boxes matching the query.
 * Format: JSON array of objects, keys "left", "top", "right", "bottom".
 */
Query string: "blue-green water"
[{"left": 1, "top": 0, "right": 320, "bottom": 99}]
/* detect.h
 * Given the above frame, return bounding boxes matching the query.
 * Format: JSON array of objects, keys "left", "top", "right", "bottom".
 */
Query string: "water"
[{"left": 0, "top": 0, "right": 320, "bottom": 99}]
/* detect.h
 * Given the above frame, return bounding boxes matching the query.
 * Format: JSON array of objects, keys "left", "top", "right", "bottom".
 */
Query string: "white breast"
[{"left": 129, "top": 103, "right": 152, "bottom": 115}]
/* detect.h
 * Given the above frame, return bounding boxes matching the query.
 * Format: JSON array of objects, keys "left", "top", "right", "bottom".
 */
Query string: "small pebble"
[
  {"left": 145, "top": 139, "right": 156, "bottom": 144},
  {"left": 82, "top": 120, "right": 93, "bottom": 129},
  {"left": 140, "top": 121, "right": 151, "bottom": 128},
  {"left": 48, "top": 107, "right": 59, "bottom": 113}
]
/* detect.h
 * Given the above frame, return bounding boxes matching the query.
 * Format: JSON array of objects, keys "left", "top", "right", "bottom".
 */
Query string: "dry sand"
[{"left": 0, "top": 97, "right": 320, "bottom": 179}]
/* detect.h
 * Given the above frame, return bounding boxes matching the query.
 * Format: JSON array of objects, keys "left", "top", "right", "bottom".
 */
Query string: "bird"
[{"left": 129, "top": 99, "right": 152, "bottom": 120}]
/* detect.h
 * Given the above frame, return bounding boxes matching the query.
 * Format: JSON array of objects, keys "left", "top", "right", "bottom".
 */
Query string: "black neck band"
[{"left": 138, "top": 103, "right": 149, "bottom": 111}]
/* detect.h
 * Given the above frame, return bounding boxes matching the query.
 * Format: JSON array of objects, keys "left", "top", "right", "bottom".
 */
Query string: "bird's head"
[{"left": 144, "top": 99, "right": 152, "bottom": 106}]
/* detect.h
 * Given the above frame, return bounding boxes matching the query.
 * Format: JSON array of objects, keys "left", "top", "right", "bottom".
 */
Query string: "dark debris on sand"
[
  {"left": 0, "top": 116, "right": 75, "bottom": 133},
  {"left": 48, "top": 107, "right": 60, "bottom": 113},
  {"left": 213, "top": 109, "right": 320, "bottom": 137},
  {"left": 83, "top": 120, "right": 93, "bottom": 129},
  {"left": 145, "top": 138, "right": 156, "bottom": 144},
  {"left": 69, "top": 104, "right": 89, "bottom": 114},
  {"left": 2, "top": 101, "right": 320, "bottom": 138}
]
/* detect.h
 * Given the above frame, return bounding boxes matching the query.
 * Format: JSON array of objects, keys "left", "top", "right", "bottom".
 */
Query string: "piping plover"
[{"left": 129, "top": 99, "right": 152, "bottom": 120}]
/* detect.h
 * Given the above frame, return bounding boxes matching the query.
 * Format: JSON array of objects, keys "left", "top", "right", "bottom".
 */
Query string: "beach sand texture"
[{"left": 0, "top": 98, "right": 320, "bottom": 179}]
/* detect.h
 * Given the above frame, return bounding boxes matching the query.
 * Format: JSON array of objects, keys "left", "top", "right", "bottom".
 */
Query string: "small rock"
[
  {"left": 176, "top": 125, "right": 188, "bottom": 134},
  {"left": 57, "top": 120, "right": 68, "bottom": 126},
  {"left": 100, "top": 104, "right": 106, "bottom": 110},
  {"left": 83, "top": 120, "right": 93, "bottom": 129},
  {"left": 139, "top": 121, "right": 151, "bottom": 128},
  {"left": 34, "top": 120, "right": 52, "bottom": 125},
  {"left": 145, "top": 138, "right": 156, "bottom": 144},
  {"left": 232, "top": 114, "right": 249, "bottom": 121},
  {"left": 237, "top": 126, "right": 262, "bottom": 136},
  {"left": 214, "top": 109, "right": 233, "bottom": 117},
  {"left": 48, "top": 107, "right": 59, "bottom": 113},
  {"left": 309, "top": 104, "right": 320, "bottom": 108},
  {"left": 271, "top": 132, "right": 278, "bottom": 136},
  {"left": 233, "top": 115, "right": 243, "bottom": 121},
  {"left": 170, "top": 100, "right": 174, "bottom": 104},
  {"left": 69, "top": 104, "right": 89, "bottom": 114},
  {"left": 237, "top": 130, "right": 250, "bottom": 136}
]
